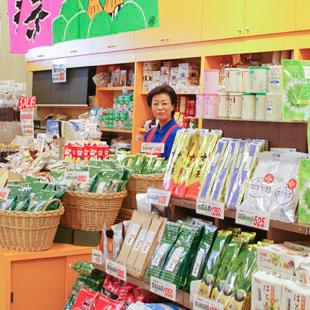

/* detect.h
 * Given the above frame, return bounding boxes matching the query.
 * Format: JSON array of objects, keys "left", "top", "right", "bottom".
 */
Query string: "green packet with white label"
[
  {"left": 7, "top": 180, "right": 20, "bottom": 186},
  {"left": 14, "top": 191, "right": 31, "bottom": 211},
  {"left": 50, "top": 171, "right": 65, "bottom": 184},
  {"left": 93, "top": 169, "right": 114, "bottom": 193},
  {"left": 114, "top": 151, "right": 129, "bottom": 165},
  {"left": 24, "top": 176, "right": 40, "bottom": 184},
  {"left": 122, "top": 168, "right": 133, "bottom": 186},
  {"left": 186, "top": 225, "right": 217, "bottom": 292},
  {"left": 199, "top": 230, "right": 232, "bottom": 299},
  {"left": 0, "top": 191, "right": 18, "bottom": 210},
  {"left": 110, "top": 166, "right": 125, "bottom": 192},
  {"left": 211, "top": 236, "right": 245, "bottom": 302},
  {"left": 161, "top": 222, "right": 203, "bottom": 289},
  {"left": 144, "top": 221, "right": 182, "bottom": 283},
  {"left": 142, "top": 156, "right": 158, "bottom": 174},
  {"left": 28, "top": 190, "right": 56, "bottom": 212}
]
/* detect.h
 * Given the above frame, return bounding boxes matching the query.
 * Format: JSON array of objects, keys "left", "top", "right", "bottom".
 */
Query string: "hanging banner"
[
  {"left": 7, "top": 0, "right": 63, "bottom": 54},
  {"left": 7, "top": 0, "right": 159, "bottom": 54}
]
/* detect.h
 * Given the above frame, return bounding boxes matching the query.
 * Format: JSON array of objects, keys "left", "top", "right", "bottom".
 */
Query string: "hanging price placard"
[
  {"left": 18, "top": 96, "right": 36, "bottom": 109},
  {"left": 235, "top": 207, "right": 269, "bottom": 231},
  {"left": 141, "top": 142, "right": 165, "bottom": 154},
  {"left": 147, "top": 187, "right": 171, "bottom": 207},
  {"left": 0, "top": 188, "right": 10, "bottom": 200},
  {"left": 196, "top": 198, "right": 224, "bottom": 219},
  {"left": 105, "top": 259, "right": 127, "bottom": 281},
  {"left": 193, "top": 295, "right": 224, "bottom": 310},
  {"left": 150, "top": 277, "right": 176, "bottom": 302},
  {"left": 92, "top": 249, "right": 103, "bottom": 265}
]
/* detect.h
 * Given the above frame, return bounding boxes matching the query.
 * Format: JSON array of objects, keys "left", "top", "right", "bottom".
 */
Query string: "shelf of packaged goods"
[
  {"left": 170, "top": 198, "right": 310, "bottom": 235},
  {"left": 140, "top": 91, "right": 199, "bottom": 95},
  {"left": 97, "top": 86, "right": 134, "bottom": 91},
  {"left": 99, "top": 127, "right": 132, "bottom": 134},
  {"left": 36, "top": 105, "right": 91, "bottom": 109},
  {"left": 92, "top": 263, "right": 185, "bottom": 306}
]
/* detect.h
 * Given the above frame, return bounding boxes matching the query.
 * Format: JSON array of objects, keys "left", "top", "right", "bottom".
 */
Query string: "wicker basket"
[
  {"left": 61, "top": 181, "right": 127, "bottom": 231},
  {"left": 116, "top": 208, "right": 135, "bottom": 223},
  {"left": 125, "top": 174, "right": 164, "bottom": 209},
  {"left": 0, "top": 199, "right": 64, "bottom": 252}
]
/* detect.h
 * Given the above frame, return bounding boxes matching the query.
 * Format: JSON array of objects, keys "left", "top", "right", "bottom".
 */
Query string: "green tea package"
[
  {"left": 114, "top": 151, "right": 129, "bottom": 165},
  {"left": 226, "top": 246, "right": 257, "bottom": 310},
  {"left": 14, "top": 191, "right": 31, "bottom": 211},
  {"left": 121, "top": 168, "right": 133, "bottom": 186},
  {"left": 152, "top": 158, "right": 165, "bottom": 174},
  {"left": 134, "top": 154, "right": 147, "bottom": 174},
  {"left": 144, "top": 221, "right": 182, "bottom": 283},
  {"left": 28, "top": 190, "right": 56, "bottom": 212},
  {"left": 186, "top": 225, "right": 217, "bottom": 291},
  {"left": 93, "top": 169, "right": 114, "bottom": 193},
  {"left": 31, "top": 182, "right": 48, "bottom": 194},
  {"left": 199, "top": 230, "right": 232, "bottom": 298},
  {"left": 210, "top": 237, "right": 245, "bottom": 301},
  {"left": 101, "top": 159, "right": 117, "bottom": 170},
  {"left": 50, "top": 171, "right": 65, "bottom": 184},
  {"left": 298, "top": 159, "right": 310, "bottom": 224},
  {"left": 111, "top": 167, "right": 125, "bottom": 192},
  {"left": 24, "top": 176, "right": 40, "bottom": 184},
  {"left": 142, "top": 156, "right": 158, "bottom": 174},
  {"left": 0, "top": 191, "right": 18, "bottom": 210},
  {"left": 70, "top": 261, "right": 94, "bottom": 277},
  {"left": 161, "top": 222, "right": 203, "bottom": 289}
]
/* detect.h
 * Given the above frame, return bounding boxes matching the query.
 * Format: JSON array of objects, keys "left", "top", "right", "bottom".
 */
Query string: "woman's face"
[{"left": 151, "top": 93, "right": 174, "bottom": 124}]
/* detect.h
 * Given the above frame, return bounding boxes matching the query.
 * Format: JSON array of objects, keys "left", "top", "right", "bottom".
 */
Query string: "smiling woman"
[{"left": 144, "top": 85, "right": 182, "bottom": 159}]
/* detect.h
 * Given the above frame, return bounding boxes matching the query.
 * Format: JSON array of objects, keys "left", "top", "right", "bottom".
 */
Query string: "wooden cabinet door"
[
  {"left": 25, "top": 45, "right": 58, "bottom": 61},
  {"left": 202, "top": 0, "right": 245, "bottom": 40},
  {"left": 11, "top": 258, "right": 66, "bottom": 310},
  {"left": 57, "top": 38, "right": 92, "bottom": 58},
  {"left": 244, "top": 0, "right": 295, "bottom": 36},
  {"left": 164, "top": 0, "right": 203, "bottom": 45},
  {"left": 133, "top": 0, "right": 167, "bottom": 48},
  {"left": 296, "top": 0, "right": 310, "bottom": 31}
]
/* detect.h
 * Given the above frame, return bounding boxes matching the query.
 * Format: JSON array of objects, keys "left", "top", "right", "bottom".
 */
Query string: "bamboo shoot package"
[{"left": 160, "top": 222, "right": 203, "bottom": 289}]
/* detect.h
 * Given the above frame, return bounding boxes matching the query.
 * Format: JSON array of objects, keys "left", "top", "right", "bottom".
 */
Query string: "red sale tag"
[
  {"left": 196, "top": 198, "right": 225, "bottom": 219},
  {"left": 150, "top": 277, "right": 176, "bottom": 302},
  {"left": 235, "top": 207, "right": 269, "bottom": 231},
  {"left": 18, "top": 96, "right": 36, "bottom": 109},
  {"left": 106, "top": 259, "right": 127, "bottom": 281}
]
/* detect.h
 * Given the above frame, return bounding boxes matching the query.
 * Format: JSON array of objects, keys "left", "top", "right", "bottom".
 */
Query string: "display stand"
[{"left": 0, "top": 243, "right": 93, "bottom": 310}]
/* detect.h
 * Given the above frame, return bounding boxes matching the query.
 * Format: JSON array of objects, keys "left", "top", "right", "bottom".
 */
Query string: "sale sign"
[
  {"left": 105, "top": 259, "right": 127, "bottom": 281},
  {"left": 235, "top": 207, "right": 269, "bottom": 231},
  {"left": 150, "top": 277, "right": 176, "bottom": 302},
  {"left": 147, "top": 187, "right": 171, "bottom": 207},
  {"left": 18, "top": 96, "right": 36, "bottom": 109},
  {"left": 196, "top": 198, "right": 225, "bottom": 219}
]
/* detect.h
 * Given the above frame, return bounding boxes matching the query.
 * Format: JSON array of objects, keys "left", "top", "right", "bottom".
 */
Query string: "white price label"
[
  {"left": 235, "top": 207, "right": 269, "bottom": 231},
  {"left": 190, "top": 280, "right": 202, "bottom": 302},
  {"left": 193, "top": 295, "right": 224, "bottom": 310},
  {"left": 150, "top": 277, "right": 176, "bottom": 302},
  {"left": 106, "top": 259, "right": 127, "bottom": 281},
  {"left": 65, "top": 171, "right": 89, "bottom": 184},
  {"left": 0, "top": 188, "right": 10, "bottom": 200},
  {"left": 92, "top": 249, "right": 103, "bottom": 265},
  {"left": 141, "top": 142, "right": 165, "bottom": 154},
  {"left": 196, "top": 198, "right": 224, "bottom": 219},
  {"left": 85, "top": 120, "right": 98, "bottom": 133},
  {"left": 147, "top": 188, "right": 171, "bottom": 207}
]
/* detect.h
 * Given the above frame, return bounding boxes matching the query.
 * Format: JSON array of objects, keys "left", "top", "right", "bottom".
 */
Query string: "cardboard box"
[
  {"left": 117, "top": 211, "right": 145, "bottom": 266},
  {"left": 143, "top": 61, "right": 161, "bottom": 71},
  {"left": 74, "top": 230, "right": 101, "bottom": 247},
  {"left": 132, "top": 217, "right": 163, "bottom": 278},
  {"left": 282, "top": 279, "right": 310, "bottom": 309},
  {"left": 0, "top": 168, "right": 24, "bottom": 187},
  {"left": 127, "top": 214, "right": 152, "bottom": 274},
  {"left": 54, "top": 226, "right": 74, "bottom": 244},
  {"left": 257, "top": 244, "right": 310, "bottom": 276}
]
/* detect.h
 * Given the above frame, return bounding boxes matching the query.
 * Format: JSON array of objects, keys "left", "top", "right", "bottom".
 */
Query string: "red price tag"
[
  {"left": 196, "top": 198, "right": 224, "bottom": 219},
  {"left": 77, "top": 175, "right": 87, "bottom": 183},
  {"left": 150, "top": 277, "right": 176, "bottom": 302},
  {"left": 18, "top": 96, "right": 36, "bottom": 109},
  {"left": 0, "top": 188, "right": 10, "bottom": 200},
  {"left": 253, "top": 215, "right": 266, "bottom": 229},
  {"left": 147, "top": 188, "right": 171, "bottom": 207},
  {"left": 236, "top": 207, "right": 269, "bottom": 231},
  {"left": 106, "top": 259, "right": 127, "bottom": 281}
]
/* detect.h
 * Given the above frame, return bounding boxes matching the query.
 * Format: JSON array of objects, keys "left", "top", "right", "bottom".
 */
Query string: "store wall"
[{"left": 0, "top": 1, "right": 32, "bottom": 96}]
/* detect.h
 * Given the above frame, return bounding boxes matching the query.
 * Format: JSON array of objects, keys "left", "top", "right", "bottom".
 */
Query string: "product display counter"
[{"left": 0, "top": 243, "right": 93, "bottom": 310}]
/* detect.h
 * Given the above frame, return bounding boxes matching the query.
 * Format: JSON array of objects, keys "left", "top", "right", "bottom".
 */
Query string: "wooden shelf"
[
  {"left": 99, "top": 127, "right": 132, "bottom": 134},
  {"left": 36, "top": 105, "right": 91, "bottom": 109},
  {"left": 97, "top": 86, "right": 134, "bottom": 91},
  {"left": 93, "top": 262, "right": 185, "bottom": 306},
  {"left": 170, "top": 198, "right": 310, "bottom": 235},
  {"left": 140, "top": 91, "right": 199, "bottom": 95},
  {"left": 139, "top": 128, "right": 148, "bottom": 133}
]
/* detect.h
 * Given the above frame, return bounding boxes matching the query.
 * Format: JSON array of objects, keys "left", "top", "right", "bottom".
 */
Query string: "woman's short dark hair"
[{"left": 147, "top": 85, "right": 177, "bottom": 117}]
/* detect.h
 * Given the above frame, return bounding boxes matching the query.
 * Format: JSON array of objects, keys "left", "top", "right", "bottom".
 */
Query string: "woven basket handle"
[
  {"left": 104, "top": 155, "right": 115, "bottom": 160},
  {"left": 108, "top": 180, "right": 126, "bottom": 193},
  {"left": 41, "top": 198, "right": 62, "bottom": 212}
]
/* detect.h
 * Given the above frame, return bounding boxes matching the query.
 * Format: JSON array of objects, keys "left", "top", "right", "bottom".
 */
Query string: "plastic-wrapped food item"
[
  {"left": 241, "top": 152, "right": 303, "bottom": 222},
  {"left": 142, "top": 156, "right": 158, "bottom": 174},
  {"left": 144, "top": 221, "right": 182, "bottom": 283},
  {"left": 161, "top": 222, "right": 203, "bottom": 289},
  {"left": 210, "top": 237, "right": 245, "bottom": 301},
  {"left": 92, "top": 293, "right": 125, "bottom": 310},
  {"left": 112, "top": 222, "right": 123, "bottom": 260},
  {"left": 72, "top": 286, "right": 99, "bottom": 310},
  {"left": 298, "top": 159, "right": 310, "bottom": 224},
  {"left": 0, "top": 191, "right": 17, "bottom": 210},
  {"left": 127, "top": 302, "right": 182, "bottom": 310},
  {"left": 199, "top": 230, "right": 232, "bottom": 298},
  {"left": 70, "top": 262, "right": 94, "bottom": 277},
  {"left": 28, "top": 190, "right": 56, "bottom": 212},
  {"left": 100, "top": 223, "right": 110, "bottom": 259},
  {"left": 94, "top": 169, "right": 114, "bottom": 193},
  {"left": 186, "top": 224, "right": 217, "bottom": 291},
  {"left": 111, "top": 166, "right": 125, "bottom": 192},
  {"left": 184, "top": 132, "right": 220, "bottom": 200}
]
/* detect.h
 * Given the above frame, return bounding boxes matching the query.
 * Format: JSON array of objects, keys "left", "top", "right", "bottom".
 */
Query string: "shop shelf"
[
  {"left": 99, "top": 127, "right": 132, "bottom": 134},
  {"left": 170, "top": 198, "right": 310, "bottom": 235},
  {"left": 97, "top": 86, "right": 134, "bottom": 91},
  {"left": 36, "top": 104, "right": 91, "bottom": 108}
]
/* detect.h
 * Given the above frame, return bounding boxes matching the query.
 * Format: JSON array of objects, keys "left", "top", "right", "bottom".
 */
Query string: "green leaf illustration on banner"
[{"left": 53, "top": 0, "right": 159, "bottom": 44}]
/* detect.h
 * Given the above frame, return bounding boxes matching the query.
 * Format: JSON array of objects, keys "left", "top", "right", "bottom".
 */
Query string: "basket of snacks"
[
  {"left": 0, "top": 198, "right": 64, "bottom": 251},
  {"left": 61, "top": 181, "right": 127, "bottom": 231}
]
